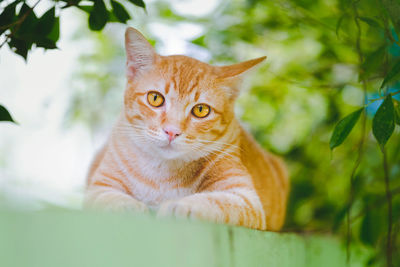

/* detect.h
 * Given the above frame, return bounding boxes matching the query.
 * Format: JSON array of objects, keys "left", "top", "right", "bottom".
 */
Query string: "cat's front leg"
[
  {"left": 84, "top": 185, "right": 148, "bottom": 213},
  {"left": 157, "top": 189, "right": 266, "bottom": 230}
]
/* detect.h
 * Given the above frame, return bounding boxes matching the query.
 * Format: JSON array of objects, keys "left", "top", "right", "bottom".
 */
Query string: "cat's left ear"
[
  {"left": 214, "top": 56, "right": 266, "bottom": 98},
  {"left": 125, "top": 27, "right": 157, "bottom": 80},
  {"left": 215, "top": 56, "right": 266, "bottom": 80}
]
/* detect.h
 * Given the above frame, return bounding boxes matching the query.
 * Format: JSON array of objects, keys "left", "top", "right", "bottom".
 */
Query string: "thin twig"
[
  {"left": 368, "top": 91, "right": 400, "bottom": 104},
  {"left": 0, "top": 0, "right": 41, "bottom": 30},
  {"left": 0, "top": 0, "right": 41, "bottom": 52}
]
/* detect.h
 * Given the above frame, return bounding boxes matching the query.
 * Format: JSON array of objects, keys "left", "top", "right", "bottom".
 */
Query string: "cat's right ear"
[{"left": 125, "top": 27, "right": 157, "bottom": 80}]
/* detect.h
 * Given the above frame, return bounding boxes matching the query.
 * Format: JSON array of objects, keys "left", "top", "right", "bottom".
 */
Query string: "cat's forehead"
[
  {"left": 133, "top": 55, "right": 223, "bottom": 102},
  {"left": 158, "top": 55, "right": 213, "bottom": 73},
  {"left": 156, "top": 55, "right": 217, "bottom": 94},
  {"left": 130, "top": 55, "right": 227, "bottom": 107}
]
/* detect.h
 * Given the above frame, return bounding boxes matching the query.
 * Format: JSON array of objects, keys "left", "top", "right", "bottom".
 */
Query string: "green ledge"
[{"left": 0, "top": 210, "right": 371, "bottom": 267}]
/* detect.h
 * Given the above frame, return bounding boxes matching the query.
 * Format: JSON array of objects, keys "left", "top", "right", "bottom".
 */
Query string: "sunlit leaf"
[
  {"left": 380, "top": 59, "right": 400, "bottom": 89},
  {"left": 329, "top": 108, "right": 363, "bottom": 150},
  {"left": 48, "top": 17, "right": 60, "bottom": 43},
  {"left": 111, "top": 0, "right": 131, "bottom": 23},
  {"left": 0, "top": 105, "right": 15, "bottom": 123},
  {"left": 127, "top": 0, "right": 145, "bottom": 8},
  {"left": 191, "top": 35, "right": 206, "bottom": 47},
  {"left": 77, "top": 5, "right": 93, "bottom": 14},
  {"left": 372, "top": 94, "right": 395, "bottom": 147},
  {"left": 88, "top": 0, "right": 109, "bottom": 31}
]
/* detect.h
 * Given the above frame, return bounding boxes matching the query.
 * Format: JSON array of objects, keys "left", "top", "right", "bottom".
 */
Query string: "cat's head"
[{"left": 122, "top": 27, "right": 265, "bottom": 161}]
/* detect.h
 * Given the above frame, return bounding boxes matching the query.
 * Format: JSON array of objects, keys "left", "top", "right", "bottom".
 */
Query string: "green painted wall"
[{"left": 0, "top": 210, "right": 370, "bottom": 267}]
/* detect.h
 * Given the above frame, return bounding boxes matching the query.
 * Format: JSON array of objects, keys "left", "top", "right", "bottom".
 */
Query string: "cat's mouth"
[
  {"left": 160, "top": 142, "right": 177, "bottom": 150},
  {"left": 157, "top": 145, "right": 186, "bottom": 160}
]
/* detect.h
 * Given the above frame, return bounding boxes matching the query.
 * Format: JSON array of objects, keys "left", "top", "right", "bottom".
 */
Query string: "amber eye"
[
  {"left": 192, "top": 104, "right": 211, "bottom": 118},
  {"left": 147, "top": 91, "right": 164, "bottom": 107}
]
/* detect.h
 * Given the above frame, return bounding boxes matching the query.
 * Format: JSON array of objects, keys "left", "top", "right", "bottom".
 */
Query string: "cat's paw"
[
  {"left": 156, "top": 200, "right": 207, "bottom": 220},
  {"left": 87, "top": 195, "right": 149, "bottom": 214},
  {"left": 110, "top": 199, "right": 149, "bottom": 213}
]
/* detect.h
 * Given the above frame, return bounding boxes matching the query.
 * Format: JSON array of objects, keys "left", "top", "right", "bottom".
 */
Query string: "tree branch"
[{"left": 0, "top": 0, "right": 41, "bottom": 30}]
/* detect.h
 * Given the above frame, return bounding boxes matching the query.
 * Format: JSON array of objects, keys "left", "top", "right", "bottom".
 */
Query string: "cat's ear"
[
  {"left": 215, "top": 56, "right": 266, "bottom": 79},
  {"left": 215, "top": 56, "right": 266, "bottom": 98},
  {"left": 125, "top": 27, "right": 157, "bottom": 79}
]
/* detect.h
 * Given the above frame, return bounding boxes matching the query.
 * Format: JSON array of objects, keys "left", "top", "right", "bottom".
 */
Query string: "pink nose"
[{"left": 163, "top": 126, "right": 181, "bottom": 142}]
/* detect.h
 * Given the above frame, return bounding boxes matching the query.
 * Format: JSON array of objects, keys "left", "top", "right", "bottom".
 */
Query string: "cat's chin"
[
  {"left": 157, "top": 145, "right": 188, "bottom": 160},
  {"left": 133, "top": 140, "right": 202, "bottom": 162},
  {"left": 153, "top": 145, "right": 202, "bottom": 162}
]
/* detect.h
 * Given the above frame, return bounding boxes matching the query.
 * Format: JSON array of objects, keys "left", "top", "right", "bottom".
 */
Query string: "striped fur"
[{"left": 84, "top": 27, "right": 289, "bottom": 231}]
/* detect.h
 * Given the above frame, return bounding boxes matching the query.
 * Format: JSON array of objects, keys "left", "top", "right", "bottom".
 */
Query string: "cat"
[{"left": 84, "top": 27, "right": 289, "bottom": 231}]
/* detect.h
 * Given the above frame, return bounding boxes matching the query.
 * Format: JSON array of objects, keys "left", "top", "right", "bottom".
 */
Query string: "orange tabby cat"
[{"left": 85, "top": 27, "right": 289, "bottom": 231}]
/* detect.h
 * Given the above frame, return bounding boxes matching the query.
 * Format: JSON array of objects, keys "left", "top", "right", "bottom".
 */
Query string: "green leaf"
[
  {"left": 88, "top": 0, "right": 109, "bottom": 31},
  {"left": 36, "top": 7, "right": 56, "bottom": 37},
  {"left": 191, "top": 35, "right": 206, "bottom": 47},
  {"left": 360, "top": 45, "right": 386, "bottom": 80},
  {"left": 111, "top": 0, "right": 131, "bottom": 23},
  {"left": 329, "top": 108, "right": 363, "bottom": 150},
  {"left": 360, "top": 208, "right": 380, "bottom": 246},
  {"left": 60, "top": 0, "right": 80, "bottom": 8},
  {"left": 0, "top": 105, "right": 15, "bottom": 123},
  {"left": 394, "top": 99, "right": 400, "bottom": 126},
  {"left": 0, "top": 2, "right": 18, "bottom": 35},
  {"left": 77, "top": 5, "right": 93, "bottom": 14},
  {"left": 332, "top": 204, "right": 348, "bottom": 232},
  {"left": 372, "top": 94, "right": 395, "bottom": 147},
  {"left": 48, "top": 17, "right": 60, "bottom": 43},
  {"left": 35, "top": 38, "right": 57, "bottom": 49},
  {"left": 127, "top": 0, "right": 145, "bottom": 8},
  {"left": 107, "top": 11, "right": 119, "bottom": 23},
  {"left": 359, "top": 17, "right": 382, "bottom": 28},
  {"left": 15, "top": 3, "right": 38, "bottom": 38},
  {"left": 8, "top": 37, "right": 31, "bottom": 60},
  {"left": 380, "top": 58, "right": 400, "bottom": 89}
]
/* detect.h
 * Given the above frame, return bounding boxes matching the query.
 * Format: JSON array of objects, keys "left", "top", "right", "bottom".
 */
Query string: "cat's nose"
[{"left": 163, "top": 126, "right": 181, "bottom": 142}]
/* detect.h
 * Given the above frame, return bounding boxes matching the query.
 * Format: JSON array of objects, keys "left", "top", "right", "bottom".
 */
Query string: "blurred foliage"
[{"left": 65, "top": 25, "right": 126, "bottom": 133}]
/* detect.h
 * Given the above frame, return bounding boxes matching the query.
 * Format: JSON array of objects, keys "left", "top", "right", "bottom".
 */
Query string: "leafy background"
[{"left": 1, "top": 0, "right": 400, "bottom": 266}]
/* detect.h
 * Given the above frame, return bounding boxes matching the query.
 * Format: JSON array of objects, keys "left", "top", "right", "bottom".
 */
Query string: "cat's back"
[{"left": 239, "top": 126, "right": 289, "bottom": 230}]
